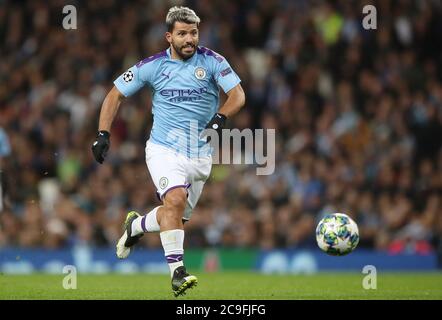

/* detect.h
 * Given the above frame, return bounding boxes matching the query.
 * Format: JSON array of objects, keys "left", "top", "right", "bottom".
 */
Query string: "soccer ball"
[{"left": 316, "top": 213, "right": 359, "bottom": 256}]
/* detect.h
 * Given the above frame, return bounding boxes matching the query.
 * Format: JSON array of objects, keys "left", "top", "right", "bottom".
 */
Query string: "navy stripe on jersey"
[
  {"left": 136, "top": 51, "right": 167, "bottom": 68},
  {"left": 197, "top": 47, "right": 224, "bottom": 63}
]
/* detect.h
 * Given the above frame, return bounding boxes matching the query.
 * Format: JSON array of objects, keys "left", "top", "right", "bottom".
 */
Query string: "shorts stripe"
[{"left": 160, "top": 183, "right": 192, "bottom": 200}]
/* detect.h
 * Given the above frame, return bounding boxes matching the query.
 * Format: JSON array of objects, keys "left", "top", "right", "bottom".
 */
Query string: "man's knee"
[{"left": 163, "top": 188, "right": 187, "bottom": 215}]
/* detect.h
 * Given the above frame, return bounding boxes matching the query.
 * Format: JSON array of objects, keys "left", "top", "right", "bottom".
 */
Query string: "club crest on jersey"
[
  {"left": 122, "top": 70, "right": 134, "bottom": 82},
  {"left": 159, "top": 177, "right": 168, "bottom": 189},
  {"left": 194, "top": 67, "right": 206, "bottom": 80}
]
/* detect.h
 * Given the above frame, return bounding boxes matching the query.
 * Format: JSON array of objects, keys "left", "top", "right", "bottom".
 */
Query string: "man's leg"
[
  {"left": 156, "top": 187, "right": 197, "bottom": 296},
  {"left": 157, "top": 187, "right": 186, "bottom": 274},
  {"left": 131, "top": 206, "right": 161, "bottom": 234},
  {"left": 115, "top": 206, "right": 161, "bottom": 259},
  {"left": 116, "top": 186, "right": 197, "bottom": 296},
  {"left": 116, "top": 140, "right": 185, "bottom": 259}
]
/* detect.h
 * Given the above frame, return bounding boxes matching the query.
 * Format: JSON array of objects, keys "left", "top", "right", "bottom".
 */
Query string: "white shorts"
[{"left": 145, "top": 140, "right": 212, "bottom": 221}]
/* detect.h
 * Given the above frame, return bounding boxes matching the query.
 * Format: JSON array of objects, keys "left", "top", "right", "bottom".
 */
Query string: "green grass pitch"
[{"left": 1, "top": 272, "right": 441, "bottom": 300}]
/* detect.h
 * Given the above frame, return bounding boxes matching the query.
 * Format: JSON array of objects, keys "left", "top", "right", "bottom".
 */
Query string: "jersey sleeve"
[
  {"left": 114, "top": 57, "right": 158, "bottom": 97},
  {"left": 213, "top": 58, "right": 241, "bottom": 93},
  {"left": 113, "top": 64, "right": 144, "bottom": 97}
]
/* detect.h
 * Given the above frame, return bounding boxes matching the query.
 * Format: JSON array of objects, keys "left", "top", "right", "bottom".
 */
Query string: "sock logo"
[{"left": 167, "top": 254, "right": 183, "bottom": 263}]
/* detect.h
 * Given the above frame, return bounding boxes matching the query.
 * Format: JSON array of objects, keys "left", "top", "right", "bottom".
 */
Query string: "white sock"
[
  {"left": 160, "top": 229, "right": 185, "bottom": 277},
  {"left": 131, "top": 206, "right": 161, "bottom": 236}
]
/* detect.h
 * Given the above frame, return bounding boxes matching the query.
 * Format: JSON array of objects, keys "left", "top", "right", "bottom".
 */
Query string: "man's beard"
[{"left": 172, "top": 42, "right": 197, "bottom": 60}]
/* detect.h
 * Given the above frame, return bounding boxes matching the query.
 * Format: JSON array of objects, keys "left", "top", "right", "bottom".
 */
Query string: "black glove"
[
  {"left": 91, "top": 130, "right": 110, "bottom": 164},
  {"left": 202, "top": 113, "right": 226, "bottom": 143}
]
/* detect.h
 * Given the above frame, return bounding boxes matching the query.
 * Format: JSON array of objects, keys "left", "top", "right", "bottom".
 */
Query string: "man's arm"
[
  {"left": 218, "top": 84, "right": 246, "bottom": 118},
  {"left": 98, "top": 86, "right": 125, "bottom": 132},
  {"left": 91, "top": 86, "right": 125, "bottom": 164},
  {"left": 204, "top": 84, "right": 246, "bottom": 140}
]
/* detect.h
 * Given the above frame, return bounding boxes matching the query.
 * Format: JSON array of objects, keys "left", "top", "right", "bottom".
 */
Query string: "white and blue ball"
[{"left": 316, "top": 213, "right": 359, "bottom": 256}]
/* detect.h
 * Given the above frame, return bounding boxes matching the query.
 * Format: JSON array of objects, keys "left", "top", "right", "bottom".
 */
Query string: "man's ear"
[{"left": 165, "top": 32, "right": 172, "bottom": 44}]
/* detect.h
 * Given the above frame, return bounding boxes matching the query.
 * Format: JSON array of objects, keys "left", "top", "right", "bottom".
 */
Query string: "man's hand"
[
  {"left": 91, "top": 131, "right": 110, "bottom": 164},
  {"left": 202, "top": 113, "right": 226, "bottom": 143}
]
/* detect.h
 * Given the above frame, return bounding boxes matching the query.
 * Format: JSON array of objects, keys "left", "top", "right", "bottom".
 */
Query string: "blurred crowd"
[{"left": 0, "top": 0, "right": 441, "bottom": 259}]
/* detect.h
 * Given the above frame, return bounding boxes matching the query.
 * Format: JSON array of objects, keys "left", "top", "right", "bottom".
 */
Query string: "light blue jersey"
[{"left": 114, "top": 46, "right": 241, "bottom": 157}]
